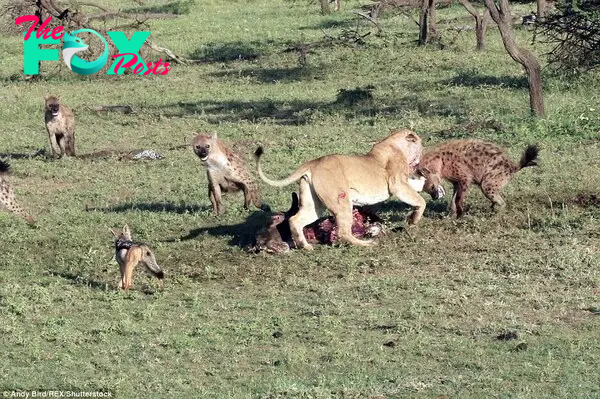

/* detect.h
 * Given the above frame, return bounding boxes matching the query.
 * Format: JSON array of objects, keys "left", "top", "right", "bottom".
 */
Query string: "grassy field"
[{"left": 0, "top": 0, "right": 599, "bottom": 397}]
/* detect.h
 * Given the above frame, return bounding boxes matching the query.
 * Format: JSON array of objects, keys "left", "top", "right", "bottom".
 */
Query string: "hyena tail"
[{"left": 518, "top": 145, "right": 540, "bottom": 170}]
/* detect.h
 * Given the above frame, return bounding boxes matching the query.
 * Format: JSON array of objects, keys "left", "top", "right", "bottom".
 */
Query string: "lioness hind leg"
[
  {"left": 391, "top": 182, "right": 426, "bottom": 225},
  {"left": 289, "top": 178, "right": 321, "bottom": 250},
  {"left": 312, "top": 179, "right": 374, "bottom": 247},
  {"left": 336, "top": 211, "right": 374, "bottom": 246}
]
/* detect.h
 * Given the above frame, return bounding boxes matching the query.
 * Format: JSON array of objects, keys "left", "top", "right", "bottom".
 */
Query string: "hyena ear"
[{"left": 210, "top": 132, "right": 218, "bottom": 140}]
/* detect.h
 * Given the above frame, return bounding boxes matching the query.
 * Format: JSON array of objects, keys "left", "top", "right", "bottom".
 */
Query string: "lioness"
[{"left": 254, "top": 129, "right": 426, "bottom": 250}]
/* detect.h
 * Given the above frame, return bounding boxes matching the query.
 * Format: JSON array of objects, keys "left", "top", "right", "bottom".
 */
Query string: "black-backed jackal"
[{"left": 110, "top": 224, "right": 164, "bottom": 292}]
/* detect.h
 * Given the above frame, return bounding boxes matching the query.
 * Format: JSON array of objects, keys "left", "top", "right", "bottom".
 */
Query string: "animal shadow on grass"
[
  {"left": 89, "top": 202, "right": 209, "bottom": 214},
  {"left": 189, "top": 40, "right": 272, "bottom": 63},
  {"left": 367, "top": 200, "right": 448, "bottom": 232},
  {"left": 180, "top": 211, "right": 270, "bottom": 247},
  {"left": 209, "top": 65, "right": 325, "bottom": 84},
  {"left": 368, "top": 199, "right": 447, "bottom": 217},
  {"left": 299, "top": 19, "right": 356, "bottom": 30},
  {"left": 52, "top": 271, "right": 108, "bottom": 291},
  {"left": 0, "top": 148, "right": 154, "bottom": 162},
  {"left": 153, "top": 90, "right": 468, "bottom": 125},
  {"left": 52, "top": 271, "right": 160, "bottom": 295},
  {"left": 0, "top": 148, "right": 47, "bottom": 160}
]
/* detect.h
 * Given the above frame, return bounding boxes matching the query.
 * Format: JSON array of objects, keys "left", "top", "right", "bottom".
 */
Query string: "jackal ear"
[
  {"left": 123, "top": 224, "right": 131, "bottom": 237},
  {"left": 109, "top": 228, "right": 119, "bottom": 238}
]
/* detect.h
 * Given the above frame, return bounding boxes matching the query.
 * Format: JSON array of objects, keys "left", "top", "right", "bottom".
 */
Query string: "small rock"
[
  {"left": 383, "top": 340, "right": 396, "bottom": 348},
  {"left": 272, "top": 331, "right": 283, "bottom": 338},
  {"left": 515, "top": 342, "right": 528, "bottom": 351}
]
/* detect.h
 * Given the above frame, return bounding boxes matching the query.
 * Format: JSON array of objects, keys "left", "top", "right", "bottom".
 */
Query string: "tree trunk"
[
  {"left": 537, "top": 0, "right": 547, "bottom": 21},
  {"left": 484, "top": 0, "right": 545, "bottom": 116},
  {"left": 320, "top": 0, "right": 330, "bottom": 15},
  {"left": 428, "top": 0, "right": 437, "bottom": 40},
  {"left": 34, "top": 0, "right": 43, "bottom": 76},
  {"left": 476, "top": 10, "right": 490, "bottom": 50},
  {"left": 458, "top": 0, "right": 490, "bottom": 50},
  {"left": 418, "top": 0, "right": 429, "bottom": 45},
  {"left": 418, "top": 0, "right": 436, "bottom": 45}
]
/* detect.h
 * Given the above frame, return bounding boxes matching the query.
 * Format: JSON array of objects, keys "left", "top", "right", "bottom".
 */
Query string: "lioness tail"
[{"left": 254, "top": 147, "right": 310, "bottom": 188}]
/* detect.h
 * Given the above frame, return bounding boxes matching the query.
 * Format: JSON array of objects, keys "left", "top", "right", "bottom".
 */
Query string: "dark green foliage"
[{"left": 537, "top": 0, "right": 600, "bottom": 73}]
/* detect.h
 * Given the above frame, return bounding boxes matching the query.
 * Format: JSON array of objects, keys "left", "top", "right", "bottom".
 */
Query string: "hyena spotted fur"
[
  {"left": 193, "top": 133, "right": 270, "bottom": 214},
  {"left": 417, "top": 139, "right": 539, "bottom": 217},
  {"left": 0, "top": 160, "right": 35, "bottom": 225}
]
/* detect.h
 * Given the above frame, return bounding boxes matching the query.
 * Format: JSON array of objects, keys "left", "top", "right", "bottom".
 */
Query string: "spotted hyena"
[
  {"left": 192, "top": 133, "right": 270, "bottom": 214},
  {"left": 416, "top": 140, "right": 539, "bottom": 217},
  {"left": 0, "top": 160, "right": 35, "bottom": 225}
]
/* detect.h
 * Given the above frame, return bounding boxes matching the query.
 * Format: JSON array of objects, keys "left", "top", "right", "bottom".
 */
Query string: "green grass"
[{"left": 1, "top": 0, "right": 599, "bottom": 397}]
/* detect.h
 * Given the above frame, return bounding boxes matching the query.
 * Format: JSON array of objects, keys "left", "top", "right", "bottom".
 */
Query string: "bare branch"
[
  {"left": 84, "top": 11, "right": 177, "bottom": 23},
  {"left": 145, "top": 39, "right": 189, "bottom": 64}
]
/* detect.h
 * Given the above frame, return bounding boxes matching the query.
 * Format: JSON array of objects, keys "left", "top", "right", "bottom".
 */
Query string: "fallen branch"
[
  {"left": 146, "top": 39, "right": 190, "bottom": 64},
  {"left": 354, "top": 10, "right": 383, "bottom": 35},
  {"left": 84, "top": 11, "right": 178, "bottom": 23}
]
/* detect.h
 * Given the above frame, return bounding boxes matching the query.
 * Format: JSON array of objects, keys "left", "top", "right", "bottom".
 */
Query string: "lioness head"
[
  {"left": 192, "top": 133, "right": 218, "bottom": 162},
  {"left": 385, "top": 128, "right": 423, "bottom": 168}
]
